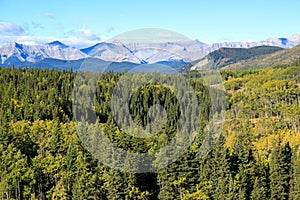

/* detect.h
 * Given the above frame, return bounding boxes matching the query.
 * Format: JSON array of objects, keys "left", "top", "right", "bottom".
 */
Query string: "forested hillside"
[
  {"left": 188, "top": 45, "right": 300, "bottom": 71},
  {"left": 190, "top": 46, "right": 284, "bottom": 70},
  {"left": 0, "top": 64, "right": 299, "bottom": 199},
  {"left": 224, "top": 45, "right": 300, "bottom": 69}
]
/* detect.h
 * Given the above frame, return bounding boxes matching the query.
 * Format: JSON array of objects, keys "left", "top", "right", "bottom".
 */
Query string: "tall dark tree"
[{"left": 270, "top": 142, "right": 292, "bottom": 200}]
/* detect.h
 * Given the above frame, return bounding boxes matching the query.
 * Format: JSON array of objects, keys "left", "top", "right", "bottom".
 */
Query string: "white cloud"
[
  {"left": 0, "top": 22, "right": 109, "bottom": 48},
  {"left": 59, "top": 36, "right": 106, "bottom": 48},
  {"left": 62, "top": 27, "right": 109, "bottom": 47},
  {"left": 44, "top": 12, "right": 55, "bottom": 19},
  {"left": 0, "top": 35, "right": 55, "bottom": 47},
  {"left": 0, "top": 21, "right": 25, "bottom": 36},
  {"left": 77, "top": 27, "right": 102, "bottom": 41},
  {"left": 0, "top": 34, "right": 109, "bottom": 49}
]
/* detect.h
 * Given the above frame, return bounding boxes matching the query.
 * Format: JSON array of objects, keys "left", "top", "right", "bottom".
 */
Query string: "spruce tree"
[{"left": 270, "top": 142, "right": 292, "bottom": 200}]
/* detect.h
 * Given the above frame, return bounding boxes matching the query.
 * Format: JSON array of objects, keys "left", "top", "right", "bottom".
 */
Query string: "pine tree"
[
  {"left": 231, "top": 121, "right": 256, "bottom": 200},
  {"left": 270, "top": 142, "right": 292, "bottom": 200},
  {"left": 251, "top": 159, "right": 270, "bottom": 200},
  {"left": 198, "top": 137, "right": 234, "bottom": 199},
  {"left": 290, "top": 147, "right": 300, "bottom": 200}
]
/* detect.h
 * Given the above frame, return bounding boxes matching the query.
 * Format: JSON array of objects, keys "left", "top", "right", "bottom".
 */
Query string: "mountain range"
[
  {"left": 0, "top": 41, "right": 88, "bottom": 65},
  {"left": 0, "top": 34, "right": 300, "bottom": 71}
]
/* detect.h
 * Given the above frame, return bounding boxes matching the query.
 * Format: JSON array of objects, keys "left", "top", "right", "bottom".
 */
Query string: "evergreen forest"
[{"left": 0, "top": 63, "right": 299, "bottom": 199}]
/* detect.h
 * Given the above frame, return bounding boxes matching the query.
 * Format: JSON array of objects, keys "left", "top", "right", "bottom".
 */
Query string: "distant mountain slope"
[
  {"left": 223, "top": 45, "right": 300, "bottom": 69},
  {"left": 3, "top": 57, "right": 187, "bottom": 73},
  {"left": 190, "top": 46, "right": 284, "bottom": 70},
  {"left": 3, "top": 57, "right": 139, "bottom": 72}
]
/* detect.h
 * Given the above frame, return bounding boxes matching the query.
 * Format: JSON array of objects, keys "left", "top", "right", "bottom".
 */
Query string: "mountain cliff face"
[
  {"left": 123, "top": 40, "right": 209, "bottom": 63},
  {"left": 81, "top": 40, "right": 142, "bottom": 63}
]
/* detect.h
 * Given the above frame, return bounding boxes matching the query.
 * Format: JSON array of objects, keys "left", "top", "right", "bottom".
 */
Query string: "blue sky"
[{"left": 0, "top": 0, "right": 300, "bottom": 48}]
